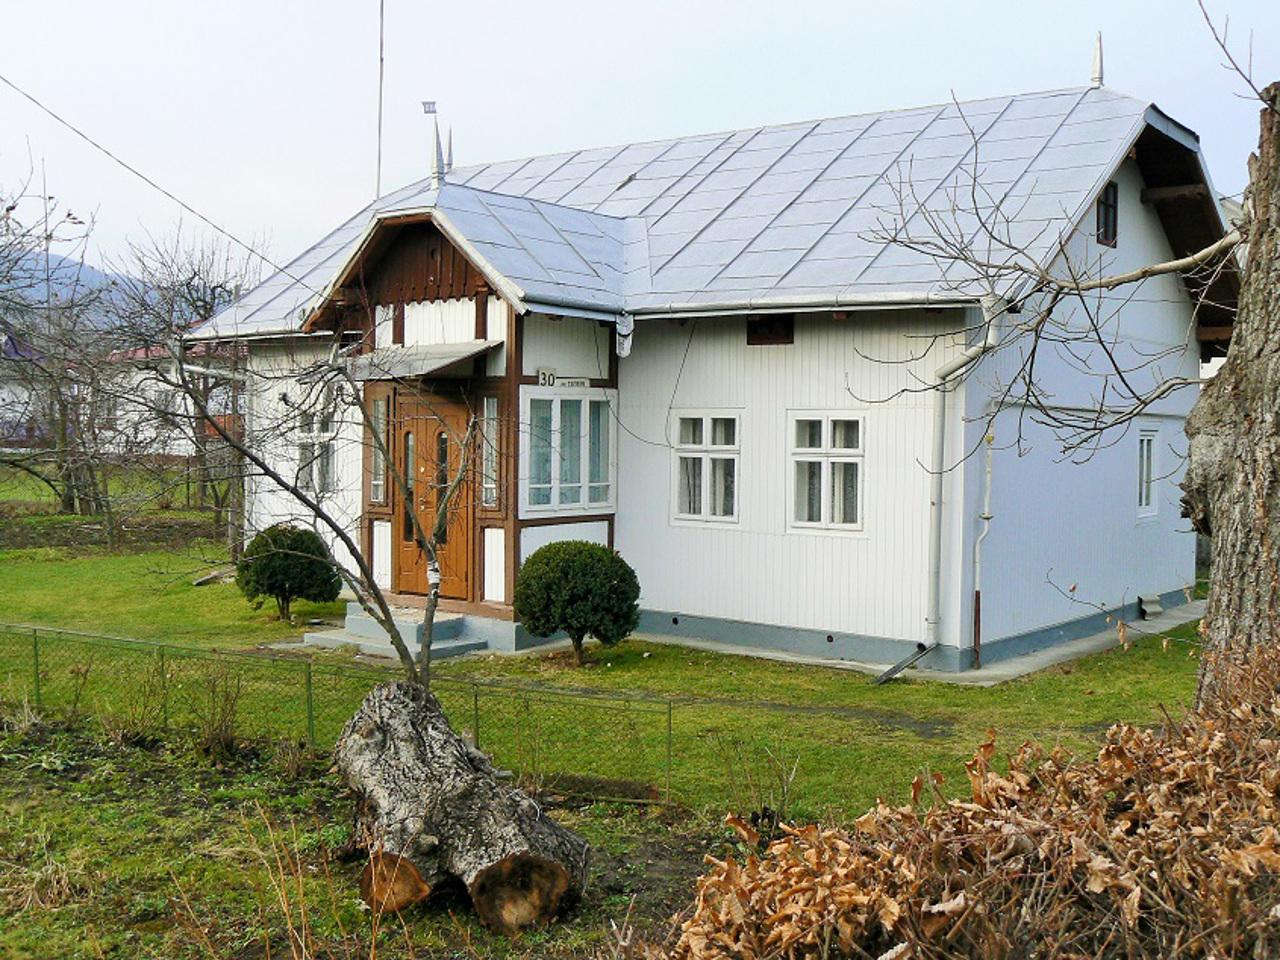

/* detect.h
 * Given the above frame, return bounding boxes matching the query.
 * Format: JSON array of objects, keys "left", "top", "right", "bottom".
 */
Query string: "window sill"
[
  {"left": 786, "top": 523, "right": 868, "bottom": 538},
  {"left": 670, "top": 515, "right": 740, "bottom": 528}
]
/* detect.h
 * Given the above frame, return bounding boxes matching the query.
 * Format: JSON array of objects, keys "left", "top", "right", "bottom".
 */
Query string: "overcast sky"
[{"left": 2, "top": 0, "right": 1276, "bottom": 276}]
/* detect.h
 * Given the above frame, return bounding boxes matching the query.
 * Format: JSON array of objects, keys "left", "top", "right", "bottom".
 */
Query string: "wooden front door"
[{"left": 393, "top": 396, "right": 473, "bottom": 599}]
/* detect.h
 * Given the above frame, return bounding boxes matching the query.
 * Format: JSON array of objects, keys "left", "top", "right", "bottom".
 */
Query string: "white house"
[{"left": 190, "top": 84, "right": 1236, "bottom": 671}]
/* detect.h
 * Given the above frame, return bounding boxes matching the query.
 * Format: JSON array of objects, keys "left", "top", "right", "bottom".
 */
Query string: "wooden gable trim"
[{"left": 304, "top": 213, "right": 499, "bottom": 334}]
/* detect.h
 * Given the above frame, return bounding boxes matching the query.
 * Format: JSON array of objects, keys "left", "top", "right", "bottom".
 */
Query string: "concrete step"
[
  {"left": 342, "top": 602, "right": 463, "bottom": 645},
  {"left": 1138, "top": 594, "right": 1164, "bottom": 619},
  {"left": 302, "top": 628, "right": 487, "bottom": 661}
]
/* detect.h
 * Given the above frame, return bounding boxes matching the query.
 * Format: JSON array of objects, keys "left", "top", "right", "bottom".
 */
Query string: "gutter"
[
  {"left": 629, "top": 291, "right": 978, "bottom": 321},
  {"left": 924, "top": 294, "right": 1007, "bottom": 650}
]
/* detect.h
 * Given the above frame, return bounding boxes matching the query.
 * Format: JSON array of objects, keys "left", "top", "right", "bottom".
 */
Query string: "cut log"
[{"left": 334, "top": 680, "right": 591, "bottom": 933}]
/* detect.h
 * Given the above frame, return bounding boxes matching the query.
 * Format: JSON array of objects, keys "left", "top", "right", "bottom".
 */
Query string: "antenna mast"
[{"left": 375, "top": 0, "right": 386, "bottom": 198}]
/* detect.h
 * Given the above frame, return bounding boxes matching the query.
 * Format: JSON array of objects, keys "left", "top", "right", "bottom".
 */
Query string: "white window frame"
[
  {"left": 1137, "top": 428, "right": 1157, "bottom": 518},
  {"left": 298, "top": 398, "right": 339, "bottom": 494},
  {"left": 787, "top": 411, "right": 866, "bottom": 533},
  {"left": 670, "top": 411, "right": 741, "bottom": 524},
  {"left": 480, "top": 395, "right": 499, "bottom": 507},
  {"left": 369, "top": 396, "right": 388, "bottom": 504},
  {"left": 519, "top": 386, "right": 618, "bottom": 518}
]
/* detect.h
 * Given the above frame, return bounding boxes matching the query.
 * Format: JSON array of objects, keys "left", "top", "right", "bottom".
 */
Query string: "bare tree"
[
  {"left": 109, "top": 229, "right": 259, "bottom": 553},
  {"left": 0, "top": 181, "right": 135, "bottom": 535}
]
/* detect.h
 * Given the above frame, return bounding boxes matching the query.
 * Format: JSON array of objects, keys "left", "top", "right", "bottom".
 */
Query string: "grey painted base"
[
  {"left": 636, "top": 609, "right": 923, "bottom": 666},
  {"left": 636, "top": 586, "right": 1192, "bottom": 673},
  {"left": 973, "top": 586, "right": 1191, "bottom": 670}
]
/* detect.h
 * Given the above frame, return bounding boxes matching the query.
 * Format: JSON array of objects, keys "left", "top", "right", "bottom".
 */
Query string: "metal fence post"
[
  {"left": 305, "top": 661, "right": 315, "bottom": 746},
  {"left": 159, "top": 647, "right": 169, "bottom": 729},
  {"left": 473, "top": 683, "right": 480, "bottom": 750},
  {"left": 666, "top": 699, "right": 673, "bottom": 806},
  {"left": 32, "top": 628, "right": 41, "bottom": 710}
]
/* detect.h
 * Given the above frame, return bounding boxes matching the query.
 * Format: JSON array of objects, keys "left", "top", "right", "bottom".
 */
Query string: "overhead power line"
[{"left": 0, "top": 69, "right": 322, "bottom": 299}]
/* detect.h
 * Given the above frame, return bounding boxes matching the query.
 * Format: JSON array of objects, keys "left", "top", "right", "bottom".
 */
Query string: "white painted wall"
[
  {"left": 483, "top": 527, "right": 506, "bottom": 602},
  {"left": 614, "top": 310, "right": 966, "bottom": 645},
  {"left": 375, "top": 296, "right": 507, "bottom": 377},
  {"left": 404, "top": 298, "right": 474, "bottom": 346},
  {"left": 372, "top": 520, "right": 391, "bottom": 590},
  {"left": 960, "top": 158, "right": 1199, "bottom": 648},
  {"left": 520, "top": 520, "right": 610, "bottom": 563},
  {"left": 243, "top": 339, "right": 363, "bottom": 575},
  {"left": 522, "top": 313, "right": 610, "bottom": 379}
]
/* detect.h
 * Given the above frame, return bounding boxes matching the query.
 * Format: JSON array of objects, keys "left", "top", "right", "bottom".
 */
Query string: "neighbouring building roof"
[{"left": 194, "top": 85, "right": 1222, "bottom": 340}]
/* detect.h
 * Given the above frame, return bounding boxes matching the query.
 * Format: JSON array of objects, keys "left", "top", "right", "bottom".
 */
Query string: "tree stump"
[{"left": 334, "top": 680, "right": 591, "bottom": 933}]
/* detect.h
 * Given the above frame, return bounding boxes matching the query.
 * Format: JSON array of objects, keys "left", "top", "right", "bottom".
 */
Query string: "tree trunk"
[
  {"left": 277, "top": 596, "right": 292, "bottom": 623},
  {"left": 334, "top": 681, "right": 591, "bottom": 933},
  {"left": 571, "top": 635, "right": 585, "bottom": 666},
  {"left": 1183, "top": 85, "right": 1280, "bottom": 705}
]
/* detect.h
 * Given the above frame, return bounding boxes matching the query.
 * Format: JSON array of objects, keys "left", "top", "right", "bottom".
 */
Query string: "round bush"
[
  {"left": 513, "top": 541, "right": 640, "bottom": 665},
  {"left": 236, "top": 524, "right": 341, "bottom": 622}
]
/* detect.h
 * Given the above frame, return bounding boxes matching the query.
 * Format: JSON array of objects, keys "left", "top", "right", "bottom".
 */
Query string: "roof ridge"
[{"left": 414, "top": 85, "right": 1136, "bottom": 198}]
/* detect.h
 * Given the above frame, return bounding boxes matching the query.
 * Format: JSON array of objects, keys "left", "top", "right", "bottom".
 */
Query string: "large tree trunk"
[
  {"left": 334, "top": 681, "right": 591, "bottom": 933},
  {"left": 1183, "top": 84, "right": 1280, "bottom": 705}
]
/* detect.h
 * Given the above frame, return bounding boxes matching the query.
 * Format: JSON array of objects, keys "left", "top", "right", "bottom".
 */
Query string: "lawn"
[
  {"left": 0, "top": 544, "right": 345, "bottom": 648},
  {"left": 0, "top": 543, "right": 1204, "bottom": 819}
]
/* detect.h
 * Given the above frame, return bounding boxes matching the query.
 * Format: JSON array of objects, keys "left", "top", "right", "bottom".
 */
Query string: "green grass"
[
  {"left": 0, "top": 543, "right": 1203, "bottom": 818},
  {"left": 0, "top": 543, "right": 344, "bottom": 649},
  {"left": 435, "top": 625, "right": 1203, "bottom": 817},
  {"left": 0, "top": 462, "right": 214, "bottom": 513},
  {"left": 0, "top": 718, "right": 711, "bottom": 958}
]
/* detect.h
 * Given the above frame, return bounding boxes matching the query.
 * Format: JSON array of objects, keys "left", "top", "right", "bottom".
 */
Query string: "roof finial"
[
  {"left": 1091, "top": 32, "right": 1104, "bottom": 88},
  {"left": 423, "top": 101, "right": 446, "bottom": 188},
  {"left": 446, "top": 127, "right": 454, "bottom": 173}
]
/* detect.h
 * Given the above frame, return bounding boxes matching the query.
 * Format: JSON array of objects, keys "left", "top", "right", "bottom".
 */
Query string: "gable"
[{"left": 361, "top": 221, "right": 488, "bottom": 307}]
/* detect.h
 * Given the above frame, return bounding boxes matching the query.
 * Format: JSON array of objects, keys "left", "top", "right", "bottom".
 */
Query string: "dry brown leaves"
[{"left": 661, "top": 652, "right": 1280, "bottom": 959}]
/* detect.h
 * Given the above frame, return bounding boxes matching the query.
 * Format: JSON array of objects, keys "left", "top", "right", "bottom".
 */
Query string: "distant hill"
[{"left": 3, "top": 252, "right": 125, "bottom": 330}]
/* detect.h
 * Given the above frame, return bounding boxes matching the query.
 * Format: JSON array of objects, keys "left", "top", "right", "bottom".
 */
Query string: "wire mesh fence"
[{"left": 0, "top": 623, "right": 674, "bottom": 804}]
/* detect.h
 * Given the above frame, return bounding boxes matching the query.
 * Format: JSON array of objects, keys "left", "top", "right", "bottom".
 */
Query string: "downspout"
[
  {"left": 925, "top": 295, "right": 1006, "bottom": 657},
  {"left": 972, "top": 430, "right": 994, "bottom": 669}
]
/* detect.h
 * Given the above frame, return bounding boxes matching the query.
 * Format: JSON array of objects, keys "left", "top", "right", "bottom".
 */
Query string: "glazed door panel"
[{"left": 392, "top": 397, "right": 472, "bottom": 599}]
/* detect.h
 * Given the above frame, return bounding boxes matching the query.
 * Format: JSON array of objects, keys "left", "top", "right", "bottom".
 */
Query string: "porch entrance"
[{"left": 392, "top": 395, "right": 473, "bottom": 599}]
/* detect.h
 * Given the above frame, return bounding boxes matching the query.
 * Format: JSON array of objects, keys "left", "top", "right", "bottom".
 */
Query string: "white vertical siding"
[
  {"left": 522, "top": 314, "right": 610, "bottom": 379},
  {"left": 404, "top": 298, "right": 476, "bottom": 346},
  {"left": 520, "top": 520, "right": 611, "bottom": 562},
  {"left": 243, "top": 340, "right": 363, "bottom": 575},
  {"left": 614, "top": 310, "right": 964, "bottom": 644}
]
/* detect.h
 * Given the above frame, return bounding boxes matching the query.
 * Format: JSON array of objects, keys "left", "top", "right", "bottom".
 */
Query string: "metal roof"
[{"left": 194, "top": 86, "right": 1193, "bottom": 340}]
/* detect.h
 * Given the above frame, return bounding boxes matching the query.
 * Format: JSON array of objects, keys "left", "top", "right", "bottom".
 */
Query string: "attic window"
[
  {"left": 1097, "top": 181, "right": 1119, "bottom": 247},
  {"left": 746, "top": 314, "right": 795, "bottom": 345}
]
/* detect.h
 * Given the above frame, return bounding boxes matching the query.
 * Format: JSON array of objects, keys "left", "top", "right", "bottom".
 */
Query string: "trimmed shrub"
[
  {"left": 513, "top": 541, "right": 640, "bottom": 665},
  {"left": 236, "top": 524, "right": 341, "bottom": 622}
]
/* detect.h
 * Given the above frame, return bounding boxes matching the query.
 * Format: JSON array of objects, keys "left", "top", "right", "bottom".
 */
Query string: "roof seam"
[{"left": 774, "top": 104, "right": 951, "bottom": 292}]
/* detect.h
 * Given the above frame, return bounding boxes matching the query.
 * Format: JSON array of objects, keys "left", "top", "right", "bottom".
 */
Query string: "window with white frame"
[
  {"left": 481, "top": 396, "right": 499, "bottom": 507},
  {"left": 673, "top": 413, "right": 739, "bottom": 521},
  {"left": 298, "top": 403, "right": 338, "bottom": 493},
  {"left": 369, "top": 396, "right": 388, "bottom": 503},
  {"left": 790, "top": 413, "right": 864, "bottom": 530},
  {"left": 1138, "top": 429, "right": 1157, "bottom": 516},
  {"left": 522, "top": 388, "right": 616, "bottom": 514}
]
